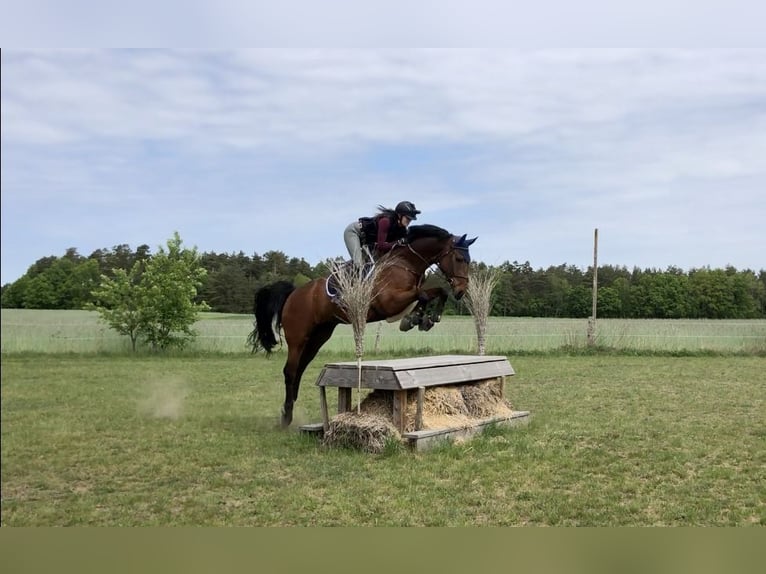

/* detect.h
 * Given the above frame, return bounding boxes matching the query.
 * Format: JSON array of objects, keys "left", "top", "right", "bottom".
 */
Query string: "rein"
[{"left": 403, "top": 241, "right": 469, "bottom": 286}]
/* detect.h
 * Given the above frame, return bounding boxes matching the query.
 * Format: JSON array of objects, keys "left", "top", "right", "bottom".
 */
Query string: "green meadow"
[
  {"left": 1, "top": 309, "right": 764, "bottom": 525},
  {"left": 2, "top": 353, "right": 764, "bottom": 526}
]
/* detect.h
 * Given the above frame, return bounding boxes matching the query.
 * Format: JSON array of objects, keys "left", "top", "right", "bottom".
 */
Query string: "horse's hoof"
[
  {"left": 399, "top": 315, "right": 416, "bottom": 332},
  {"left": 400, "top": 313, "right": 423, "bottom": 331},
  {"left": 418, "top": 316, "right": 435, "bottom": 331}
]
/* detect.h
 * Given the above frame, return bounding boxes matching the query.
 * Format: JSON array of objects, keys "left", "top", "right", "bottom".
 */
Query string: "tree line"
[{"left": 2, "top": 239, "right": 765, "bottom": 319}]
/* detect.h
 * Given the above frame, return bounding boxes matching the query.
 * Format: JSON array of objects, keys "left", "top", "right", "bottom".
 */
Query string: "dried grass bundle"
[
  {"left": 322, "top": 412, "right": 401, "bottom": 453},
  {"left": 464, "top": 267, "right": 500, "bottom": 355},
  {"left": 328, "top": 258, "right": 395, "bottom": 412}
]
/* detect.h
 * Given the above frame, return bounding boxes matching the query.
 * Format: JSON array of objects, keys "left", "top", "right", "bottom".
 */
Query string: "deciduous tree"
[
  {"left": 90, "top": 265, "right": 145, "bottom": 351},
  {"left": 138, "top": 232, "right": 210, "bottom": 350},
  {"left": 91, "top": 232, "right": 209, "bottom": 351}
]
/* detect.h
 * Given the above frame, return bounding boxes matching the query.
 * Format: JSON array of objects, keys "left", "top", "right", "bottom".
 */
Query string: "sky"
[{"left": 2, "top": 48, "right": 766, "bottom": 285}]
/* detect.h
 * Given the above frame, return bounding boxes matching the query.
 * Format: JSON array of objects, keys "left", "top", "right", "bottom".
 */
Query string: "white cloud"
[{"left": 2, "top": 49, "right": 766, "bottom": 284}]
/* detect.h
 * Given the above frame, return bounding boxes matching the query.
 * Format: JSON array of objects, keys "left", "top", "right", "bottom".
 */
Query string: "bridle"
[{"left": 403, "top": 241, "right": 470, "bottom": 287}]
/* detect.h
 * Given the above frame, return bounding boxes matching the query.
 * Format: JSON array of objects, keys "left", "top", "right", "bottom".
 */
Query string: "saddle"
[{"left": 326, "top": 261, "right": 375, "bottom": 299}]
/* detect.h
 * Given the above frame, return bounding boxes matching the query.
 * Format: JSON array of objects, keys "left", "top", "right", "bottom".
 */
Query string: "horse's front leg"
[
  {"left": 417, "top": 287, "right": 449, "bottom": 331},
  {"left": 399, "top": 287, "right": 449, "bottom": 332}
]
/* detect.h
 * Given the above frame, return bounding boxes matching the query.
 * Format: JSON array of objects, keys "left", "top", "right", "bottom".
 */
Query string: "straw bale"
[
  {"left": 357, "top": 385, "right": 497, "bottom": 431},
  {"left": 360, "top": 389, "right": 419, "bottom": 432},
  {"left": 461, "top": 378, "right": 514, "bottom": 418},
  {"left": 423, "top": 386, "right": 469, "bottom": 416},
  {"left": 323, "top": 380, "right": 516, "bottom": 451},
  {"left": 322, "top": 412, "right": 401, "bottom": 453}
]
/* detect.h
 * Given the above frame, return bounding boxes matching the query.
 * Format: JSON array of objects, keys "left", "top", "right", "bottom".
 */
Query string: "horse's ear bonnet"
[{"left": 455, "top": 234, "right": 478, "bottom": 248}]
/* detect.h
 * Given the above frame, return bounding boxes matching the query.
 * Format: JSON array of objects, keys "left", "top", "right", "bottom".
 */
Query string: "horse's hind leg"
[
  {"left": 292, "top": 323, "right": 338, "bottom": 402},
  {"left": 280, "top": 339, "right": 312, "bottom": 427},
  {"left": 280, "top": 348, "right": 302, "bottom": 428},
  {"left": 280, "top": 323, "right": 337, "bottom": 428}
]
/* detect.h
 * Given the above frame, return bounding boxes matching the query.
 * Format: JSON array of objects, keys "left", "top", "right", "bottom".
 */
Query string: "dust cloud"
[{"left": 138, "top": 377, "right": 190, "bottom": 420}]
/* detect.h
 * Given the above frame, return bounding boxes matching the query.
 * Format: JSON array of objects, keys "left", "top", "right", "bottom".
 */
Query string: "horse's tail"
[{"left": 248, "top": 281, "right": 296, "bottom": 354}]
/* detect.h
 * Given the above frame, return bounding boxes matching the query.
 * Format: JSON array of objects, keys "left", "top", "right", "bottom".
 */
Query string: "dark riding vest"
[{"left": 358, "top": 214, "right": 407, "bottom": 248}]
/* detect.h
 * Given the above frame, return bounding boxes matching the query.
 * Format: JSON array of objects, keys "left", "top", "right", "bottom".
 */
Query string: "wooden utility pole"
[{"left": 587, "top": 228, "right": 598, "bottom": 346}]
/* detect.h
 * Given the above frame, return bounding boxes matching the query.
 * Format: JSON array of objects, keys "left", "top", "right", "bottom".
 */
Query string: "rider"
[{"left": 344, "top": 201, "right": 421, "bottom": 266}]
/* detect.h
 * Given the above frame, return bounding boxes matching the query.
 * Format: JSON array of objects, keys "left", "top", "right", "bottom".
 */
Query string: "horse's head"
[
  {"left": 403, "top": 225, "right": 478, "bottom": 299},
  {"left": 437, "top": 234, "right": 477, "bottom": 300}
]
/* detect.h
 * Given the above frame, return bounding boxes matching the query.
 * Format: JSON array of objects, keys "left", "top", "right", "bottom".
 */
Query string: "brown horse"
[{"left": 249, "top": 224, "right": 477, "bottom": 427}]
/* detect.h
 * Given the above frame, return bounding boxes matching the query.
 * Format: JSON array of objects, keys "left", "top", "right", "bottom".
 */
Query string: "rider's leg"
[{"left": 343, "top": 222, "right": 364, "bottom": 267}]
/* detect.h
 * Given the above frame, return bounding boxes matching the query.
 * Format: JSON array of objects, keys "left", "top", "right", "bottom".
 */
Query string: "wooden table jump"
[{"left": 314, "top": 354, "right": 515, "bottom": 434}]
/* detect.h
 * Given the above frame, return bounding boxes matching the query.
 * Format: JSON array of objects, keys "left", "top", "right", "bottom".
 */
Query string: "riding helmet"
[{"left": 395, "top": 201, "right": 421, "bottom": 220}]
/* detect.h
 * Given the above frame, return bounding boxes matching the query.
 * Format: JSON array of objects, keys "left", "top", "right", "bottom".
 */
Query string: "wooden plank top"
[
  {"left": 320, "top": 354, "right": 511, "bottom": 370},
  {"left": 315, "top": 354, "right": 514, "bottom": 390}
]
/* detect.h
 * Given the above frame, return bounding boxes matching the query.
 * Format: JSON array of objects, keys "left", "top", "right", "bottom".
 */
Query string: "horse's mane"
[{"left": 406, "top": 224, "right": 452, "bottom": 242}]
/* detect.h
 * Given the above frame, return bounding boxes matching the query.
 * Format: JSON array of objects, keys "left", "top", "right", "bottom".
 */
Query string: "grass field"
[
  {"left": 2, "top": 309, "right": 765, "bottom": 354},
  {"left": 2, "top": 352, "right": 764, "bottom": 526}
]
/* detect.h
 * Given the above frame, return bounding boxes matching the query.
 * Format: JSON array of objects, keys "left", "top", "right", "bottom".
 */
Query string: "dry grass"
[
  {"left": 461, "top": 378, "right": 513, "bottom": 418},
  {"left": 464, "top": 267, "right": 500, "bottom": 355},
  {"left": 322, "top": 412, "right": 400, "bottom": 454}
]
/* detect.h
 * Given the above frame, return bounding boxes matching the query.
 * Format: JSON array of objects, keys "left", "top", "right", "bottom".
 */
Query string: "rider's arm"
[{"left": 375, "top": 217, "right": 396, "bottom": 253}]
